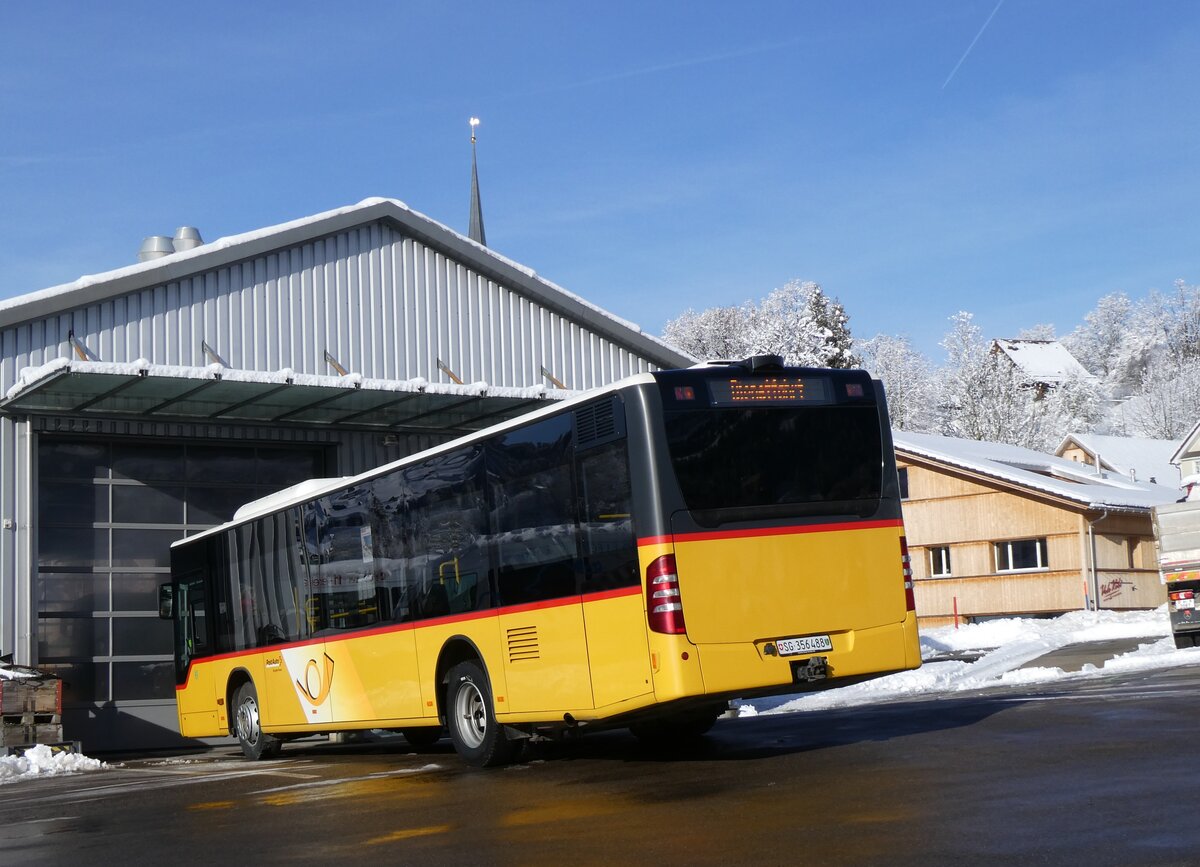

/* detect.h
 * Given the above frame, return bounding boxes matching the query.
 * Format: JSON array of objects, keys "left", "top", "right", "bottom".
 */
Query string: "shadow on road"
[
  {"left": 568, "top": 693, "right": 1011, "bottom": 764},
  {"left": 163, "top": 692, "right": 1013, "bottom": 771}
]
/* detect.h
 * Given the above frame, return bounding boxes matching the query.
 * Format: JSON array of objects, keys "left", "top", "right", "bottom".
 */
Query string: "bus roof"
[{"left": 171, "top": 371, "right": 658, "bottom": 548}]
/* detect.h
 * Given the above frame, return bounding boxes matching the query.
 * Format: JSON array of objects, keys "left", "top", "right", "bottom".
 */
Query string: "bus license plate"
[
  {"left": 776, "top": 634, "right": 833, "bottom": 656},
  {"left": 1177, "top": 598, "right": 1196, "bottom": 610}
]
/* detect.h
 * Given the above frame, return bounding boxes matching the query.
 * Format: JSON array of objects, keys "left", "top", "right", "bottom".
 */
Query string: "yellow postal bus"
[{"left": 162, "top": 356, "right": 920, "bottom": 767}]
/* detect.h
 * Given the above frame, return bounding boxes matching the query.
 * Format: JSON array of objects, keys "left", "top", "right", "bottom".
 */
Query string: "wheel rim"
[
  {"left": 237, "top": 695, "right": 261, "bottom": 746},
  {"left": 453, "top": 678, "right": 487, "bottom": 749}
]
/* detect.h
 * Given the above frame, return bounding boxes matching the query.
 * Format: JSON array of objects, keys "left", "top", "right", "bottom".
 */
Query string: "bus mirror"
[{"left": 159, "top": 584, "right": 174, "bottom": 619}]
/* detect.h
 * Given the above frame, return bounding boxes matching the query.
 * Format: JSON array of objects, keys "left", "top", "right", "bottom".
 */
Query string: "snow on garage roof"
[{"left": 0, "top": 197, "right": 693, "bottom": 371}]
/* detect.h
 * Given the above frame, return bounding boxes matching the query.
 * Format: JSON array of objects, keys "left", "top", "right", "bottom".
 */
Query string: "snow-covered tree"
[
  {"left": 661, "top": 304, "right": 755, "bottom": 361},
  {"left": 662, "top": 279, "right": 857, "bottom": 368},
  {"left": 936, "top": 312, "right": 1065, "bottom": 450},
  {"left": 1118, "top": 359, "right": 1200, "bottom": 439},
  {"left": 1017, "top": 323, "right": 1057, "bottom": 341},
  {"left": 803, "top": 283, "right": 859, "bottom": 368},
  {"left": 1063, "top": 292, "right": 1133, "bottom": 384},
  {"left": 1043, "top": 370, "right": 1107, "bottom": 436},
  {"left": 750, "top": 282, "right": 825, "bottom": 366},
  {"left": 1152, "top": 280, "right": 1200, "bottom": 369},
  {"left": 857, "top": 333, "right": 937, "bottom": 432}
]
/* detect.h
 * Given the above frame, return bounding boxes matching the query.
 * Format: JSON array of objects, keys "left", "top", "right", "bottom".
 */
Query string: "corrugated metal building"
[{"left": 0, "top": 197, "right": 690, "bottom": 750}]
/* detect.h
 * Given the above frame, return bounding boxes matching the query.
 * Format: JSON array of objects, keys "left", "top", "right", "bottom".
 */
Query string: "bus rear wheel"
[
  {"left": 445, "top": 660, "right": 521, "bottom": 768},
  {"left": 234, "top": 681, "right": 282, "bottom": 760}
]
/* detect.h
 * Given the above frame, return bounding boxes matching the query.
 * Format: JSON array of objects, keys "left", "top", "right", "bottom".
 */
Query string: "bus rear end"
[{"left": 632, "top": 358, "right": 920, "bottom": 719}]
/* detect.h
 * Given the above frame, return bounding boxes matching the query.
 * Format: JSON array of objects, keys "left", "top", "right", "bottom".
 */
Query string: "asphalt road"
[{"left": 2, "top": 664, "right": 1199, "bottom": 866}]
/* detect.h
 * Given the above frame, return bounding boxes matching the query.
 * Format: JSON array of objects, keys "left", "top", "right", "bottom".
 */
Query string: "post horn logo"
[{"left": 297, "top": 653, "right": 335, "bottom": 706}]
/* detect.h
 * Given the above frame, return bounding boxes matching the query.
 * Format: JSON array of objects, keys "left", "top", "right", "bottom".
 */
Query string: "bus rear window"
[{"left": 663, "top": 406, "right": 884, "bottom": 524}]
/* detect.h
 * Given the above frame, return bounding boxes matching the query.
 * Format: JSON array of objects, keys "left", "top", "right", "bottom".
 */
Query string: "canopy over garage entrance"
[{"left": 1, "top": 358, "right": 570, "bottom": 435}]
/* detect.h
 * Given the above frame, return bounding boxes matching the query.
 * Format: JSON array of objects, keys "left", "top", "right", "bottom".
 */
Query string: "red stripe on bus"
[
  {"left": 175, "top": 583, "right": 644, "bottom": 686},
  {"left": 637, "top": 517, "right": 904, "bottom": 547}
]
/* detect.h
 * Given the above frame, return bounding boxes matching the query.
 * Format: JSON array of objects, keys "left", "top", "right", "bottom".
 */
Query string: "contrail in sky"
[{"left": 943, "top": 0, "right": 1006, "bottom": 89}]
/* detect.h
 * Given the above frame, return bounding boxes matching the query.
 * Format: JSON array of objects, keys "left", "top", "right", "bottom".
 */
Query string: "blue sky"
[{"left": 2, "top": 1, "right": 1198, "bottom": 359}]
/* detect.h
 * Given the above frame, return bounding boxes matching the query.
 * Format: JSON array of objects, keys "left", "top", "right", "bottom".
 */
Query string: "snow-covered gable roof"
[
  {"left": 0, "top": 197, "right": 692, "bottom": 370},
  {"left": 1171, "top": 419, "right": 1200, "bottom": 467},
  {"left": 894, "top": 430, "right": 1177, "bottom": 513},
  {"left": 992, "top": 339, "right": 1094, "bottom": 385},
  {"left": 1055, "top": 433, "right": 1180, "bottom": 488}
]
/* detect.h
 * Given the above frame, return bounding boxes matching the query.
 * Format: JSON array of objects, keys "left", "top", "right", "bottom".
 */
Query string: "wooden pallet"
[
  {"left": 0, "top": 679, "right": 65, "bottom": 749},
  {"left": 0, "top": 680, "right": 61, "bottom": 715},
  {"left": 2, "top": 722, "right": 63, "bottom": 748}
]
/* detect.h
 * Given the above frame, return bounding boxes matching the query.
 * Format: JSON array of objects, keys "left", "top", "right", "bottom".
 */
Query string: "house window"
[
  {"left": 929, "top": 546, "right": 952, "bottom": 577},
  {"left": 898, "top": 467, "right": 909, "bottom": 500},
  {"left": 994, "top": 538, "right": 1049, "bottom": 572}
]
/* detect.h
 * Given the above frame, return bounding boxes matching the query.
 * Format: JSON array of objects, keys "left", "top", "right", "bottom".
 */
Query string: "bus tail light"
[
  {"left": 647, "top": 554, "right": 686, "bottom": 634},
  {"left": 900, "top": 536, "right": 915, "bottom": 611}
]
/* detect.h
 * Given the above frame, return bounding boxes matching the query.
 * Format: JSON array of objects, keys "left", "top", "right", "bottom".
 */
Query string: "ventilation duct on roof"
[
  {"left": 137, "top": 236, "right": 175, "bottom": 262},
  {"left": 173, "top": 226, "right": 203, "bottom": 251},
  {"left": 137, "top": 227, "right": 204, "bottom": 262}
]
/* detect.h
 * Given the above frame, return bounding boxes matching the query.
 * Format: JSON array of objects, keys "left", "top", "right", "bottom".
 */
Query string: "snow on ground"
[
  {"left": 0, "top": 744, "right": 108, "bottom": 785},
  {"left": 738, "top": 606, "right": 1192, "bottom": 717}
]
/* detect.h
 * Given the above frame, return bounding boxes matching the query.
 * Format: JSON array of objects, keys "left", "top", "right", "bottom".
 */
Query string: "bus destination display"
[{"left": 709, "top": 375, "right": 829, "bottom": 406}]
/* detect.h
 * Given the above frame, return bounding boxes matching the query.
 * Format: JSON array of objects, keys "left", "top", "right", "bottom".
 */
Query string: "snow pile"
[
  {"left": 0, "top": 745, "right": 108, "bottom": 784},
  {"left": 920, "top": 606, "right": 1168, "bottom": 656},
  {"left": 739, "top": 607, "right": 1186, "bottom": 717}
]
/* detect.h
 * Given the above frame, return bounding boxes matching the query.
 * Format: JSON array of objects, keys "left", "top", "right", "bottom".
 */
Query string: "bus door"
[
  {"left": 304, "top": 492, "right": 423, "bottom": 725},
  {"left": 171, "top": 570, "right": 222, "bottom": 732},
  {"left": 227, "top": 509, "right": 336, "bottom": 729}
]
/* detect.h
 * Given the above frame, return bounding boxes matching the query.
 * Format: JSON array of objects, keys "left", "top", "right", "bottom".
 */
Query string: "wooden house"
[{"left": 895, "top": 431, "right": 1176, "bottom": 627}]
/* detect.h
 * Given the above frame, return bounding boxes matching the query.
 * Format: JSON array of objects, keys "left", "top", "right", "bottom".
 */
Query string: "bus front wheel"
[
  {"left": 234, "top": 681, "right": 282, "bottom": 760},
  {"left": 445, "top": 660, "right": 520, "bottom": 768}
]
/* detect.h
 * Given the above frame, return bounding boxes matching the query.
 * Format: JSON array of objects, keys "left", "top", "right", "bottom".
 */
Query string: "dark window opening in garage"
[{"left": 35, "top": 438, "right": 327, "bottom": 707}]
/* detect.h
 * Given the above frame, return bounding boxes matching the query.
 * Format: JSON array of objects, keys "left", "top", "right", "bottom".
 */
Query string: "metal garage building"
[{"left": 0, "top": 197, "right": 690, "bottom": 750}]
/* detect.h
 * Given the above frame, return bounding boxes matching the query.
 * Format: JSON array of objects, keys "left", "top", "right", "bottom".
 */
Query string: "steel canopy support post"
[{"left": 15, "top": 417, "right": 34, "bottom": 664}]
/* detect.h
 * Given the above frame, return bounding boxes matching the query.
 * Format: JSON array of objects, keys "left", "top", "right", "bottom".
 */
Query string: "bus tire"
[
  {"left": 234, "top": 681, "right": 282, "bottom": 760},
  {"left": 401, "top": 727, "right": 444, "bottom": 749},
  {"left": 1174, "top": 632, "right": 1197, "bottom": 649},
  {"left": 445, "top": 660, "right": 518, "bottom": 768}
]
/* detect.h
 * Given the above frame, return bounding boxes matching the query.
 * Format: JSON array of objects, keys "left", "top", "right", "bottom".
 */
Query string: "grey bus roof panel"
[{"left": 171, "top": 371, "right": 658, "bottom": 548}]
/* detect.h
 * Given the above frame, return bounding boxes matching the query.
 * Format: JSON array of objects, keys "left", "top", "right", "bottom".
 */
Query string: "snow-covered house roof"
[
  {"left": 1171, "top": 419, "right": 1200, "bottom": 467},
  {"left": 1055, "top": 433, "right": 1180, "bottom": 488},
  {"left": 894, "top": 430, "right": 1178, "bottom": 513},
  {"left": 992, "top": 339, "right": 1094, "bottom": 387}
]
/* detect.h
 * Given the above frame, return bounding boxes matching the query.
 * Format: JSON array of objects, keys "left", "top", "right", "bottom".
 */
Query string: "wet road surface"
[{"left": 2, "top": 664, "right": 1199, "bottom": 865}]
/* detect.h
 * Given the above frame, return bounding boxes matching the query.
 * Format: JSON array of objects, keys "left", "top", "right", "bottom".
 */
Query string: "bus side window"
[
  {"left": 577, "top": 440, "right": 638, "bottom": 592},
  {"left": 487, "top": 414, "right": 581, "bottom": 606},
  {"left": 407, "top": 445, "right": 490, "bottom": 618}
]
